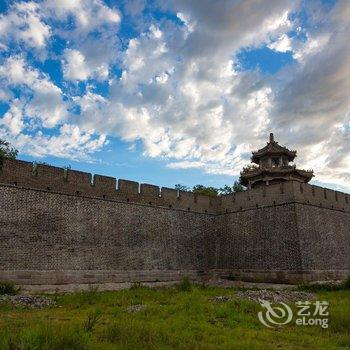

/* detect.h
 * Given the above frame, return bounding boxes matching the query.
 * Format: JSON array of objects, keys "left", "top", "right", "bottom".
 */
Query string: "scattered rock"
[
  {"left": 236, "top": 289, "right": 314, "bottom": 303},
  {"left": 210, "top": 296, "right": 232, "bottom": 302},
  {"left": 0, "top": 294, "right": 56, "bottom": 308},
  {"left": 127, "top": 304, "right": 145, "bottom": 313}
]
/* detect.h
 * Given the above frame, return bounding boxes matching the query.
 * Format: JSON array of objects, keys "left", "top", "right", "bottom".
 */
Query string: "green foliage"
[
  {"left": 175, "top": 182, "right": 245, "bottom": 197},
  {"left": 83, "top": 309, "right": 102, "bottom": 332},
  {"left": 1, "top": 324, "right": 92, "bottom": 349},
  {"left": 232, "top": 180, "right": 245, "bottom": 192},
  {"left": 0, "top": 281, "right": 20, "bottom": 295},
  {"left": 0, "top": 139, "right": 18, "bottom": 159},
  {"left": 219, "top": 181, "right": 245, "bottom": 195},
  {"left": 218, "top": 184, "right": 233, "bottom": 195},
  {"left": 174, "top": 184, "right": 190, "bottom": 191},
  {"left": 192, "top": 184, "right": 219, "bottom": 197},
  {"left": 177, "top": 276, "right": 192, "bottom": 291},
  {"left": 241, "top": 164, "right": 259, "bottom": 173}
]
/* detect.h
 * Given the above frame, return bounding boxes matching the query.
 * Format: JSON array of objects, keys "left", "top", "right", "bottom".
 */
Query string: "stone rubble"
[
  {"left": 235, "top": 289, "right": 314, "bottom": 303},
  {"left": 0, "top": 294, "right": 56, "bottom": 308},
  {"left": 209, "top": 296, "right": 232, "bottom": 302},
  {"left": 127, "top": 304, "right": 145, "bottom": 313}
]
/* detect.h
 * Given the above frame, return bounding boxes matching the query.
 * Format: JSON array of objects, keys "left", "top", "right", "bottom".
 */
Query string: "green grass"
[{"left": 0, "top": 283, "right": 349, "bottom": 350}]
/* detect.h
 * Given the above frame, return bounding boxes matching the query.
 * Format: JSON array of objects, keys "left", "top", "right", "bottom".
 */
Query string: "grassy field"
[{"left": 0, "top": 282, "right": 349, "bottom": 350}]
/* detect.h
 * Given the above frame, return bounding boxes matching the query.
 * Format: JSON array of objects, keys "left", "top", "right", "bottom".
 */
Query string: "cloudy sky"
[{"left": 0, "top": 0, "right": 349, "bottom": 191}]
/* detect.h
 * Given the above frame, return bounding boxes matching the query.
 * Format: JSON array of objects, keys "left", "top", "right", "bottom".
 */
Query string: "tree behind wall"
[
  {"left": 0, "top": 139, "right": 18, "bottom": 159},
  {"left": 174, "top": 181, "right": 245, "bottom": 197},
  {"left": 193, "top": 185, "right": 219, "bottom": 197}
]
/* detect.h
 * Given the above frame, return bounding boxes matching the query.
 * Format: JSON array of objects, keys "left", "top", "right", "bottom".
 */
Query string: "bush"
[
  {"left": 343, "top": 276, "right": 350, "bottom": 290},
  {"left": 0, "top": 281, "right": 20, "bottom": 295},
  {"left": 177, "top": 277, "right": 192, "bottom": 292},
  {"left": 83, "top": 309, "right": 102, "bottom": 332},
  {"left": 225, "top": 273, "right": 236, "bottom": 281},
  {"left": 130, "top": 281, "right": 143, "bottom": 289}
]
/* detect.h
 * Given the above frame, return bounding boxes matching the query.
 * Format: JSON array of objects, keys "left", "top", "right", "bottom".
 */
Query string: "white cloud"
[
  {"left": 76, "top": 0, "right": 290, "bottom": 169},
  {"left": 74, "top": 0, "right": 348, "bottom": 190},
  {"left": 268, "top": 34, "right": 292, "bottom": 52},
  {"left": 51, "top": 0, "right": 121, "bottom": 82},
  {"left": 0, "top": 100, "right": 24, "bottom": 136},
  {"left": 0, "top": 1, "right": 51, "bottom": 50},
  {"left": 62, "top": 46, "right": 112, "bottom": 82},
  {"left": 264, "top": 0, "right": 350, "bottom": 189},
  {"left": 44, "top": 0, "right": 120, "bottom": 36},
  {"left": 63, "top": 49, "right": 91, "bottom": 81},
  {"left": 0, "top": 123, "right": 107, "bottom": 161},
  {"left": 292, "top": 33, "right": 330, "bottom": 62},
  {"left": 0, "top": 0, "right": 118, "bottom": 161},
  {"left": 167, "top": 160, "right": 205, "bottom": 170},
  {"left": 0, "top": 57, "right": 67, "bottom": 128},
  {"left": 0, "top": 0, "right": 121, "bottom": 75}
]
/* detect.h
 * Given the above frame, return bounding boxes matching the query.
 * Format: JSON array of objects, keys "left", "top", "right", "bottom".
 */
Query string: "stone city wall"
[
  {"left": 0, "top": 184, "right": 215, "bottom": 285},
  {"left": 0, "top": 158, "right": 349, "bottom": 287}
]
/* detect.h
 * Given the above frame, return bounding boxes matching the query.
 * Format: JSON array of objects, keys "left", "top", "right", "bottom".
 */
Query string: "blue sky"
[{"left": 0, "top": 0, "right": 349, "bottom": 192}]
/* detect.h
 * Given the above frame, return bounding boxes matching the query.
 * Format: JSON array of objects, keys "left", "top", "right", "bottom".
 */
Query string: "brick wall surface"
[
  {"left": 295, "top": 204, "right": 350, "bottom": 271},
  {"left": 216, "top": 204, "right": 302, "bottom": 271},
  {"left": 0, "top": 186, "right": 214, "bottom": 272}
]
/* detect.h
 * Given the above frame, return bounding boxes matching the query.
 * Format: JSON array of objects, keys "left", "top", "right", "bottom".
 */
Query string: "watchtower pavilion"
[{"left": 240, "top": 133, "right": 314, "bottom": 189}]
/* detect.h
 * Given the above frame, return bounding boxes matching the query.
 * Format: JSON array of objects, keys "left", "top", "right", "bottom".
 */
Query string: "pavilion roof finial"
[{"left": 269, "top": 133, "right": 274, "bottom": 143}]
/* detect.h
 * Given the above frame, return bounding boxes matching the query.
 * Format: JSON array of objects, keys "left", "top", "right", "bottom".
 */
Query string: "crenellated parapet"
[
  {"left": 293, "top": 182, "right": 349, "bottom": 211},
  {"left": 219, "top": 180, "right": 349, "bottom": 213},
  {"left": 0, "top": 158, "right": 349, "bottom": 215},
  {"left": 0, "top": 158, "right": 220, "bottom": 214},
  {"left": 219, "top": 181, "right": 296, "bottom": 213}
]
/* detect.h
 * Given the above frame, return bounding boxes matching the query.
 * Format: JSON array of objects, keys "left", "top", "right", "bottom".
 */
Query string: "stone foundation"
[{"left": 1, "top": 269, "right": 349, "bottom": 291}]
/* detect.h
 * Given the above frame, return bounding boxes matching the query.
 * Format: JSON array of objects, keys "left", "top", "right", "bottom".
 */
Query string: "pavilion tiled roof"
[{"left": 251, "top": 133, "right": 296, "bottom": 164}]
